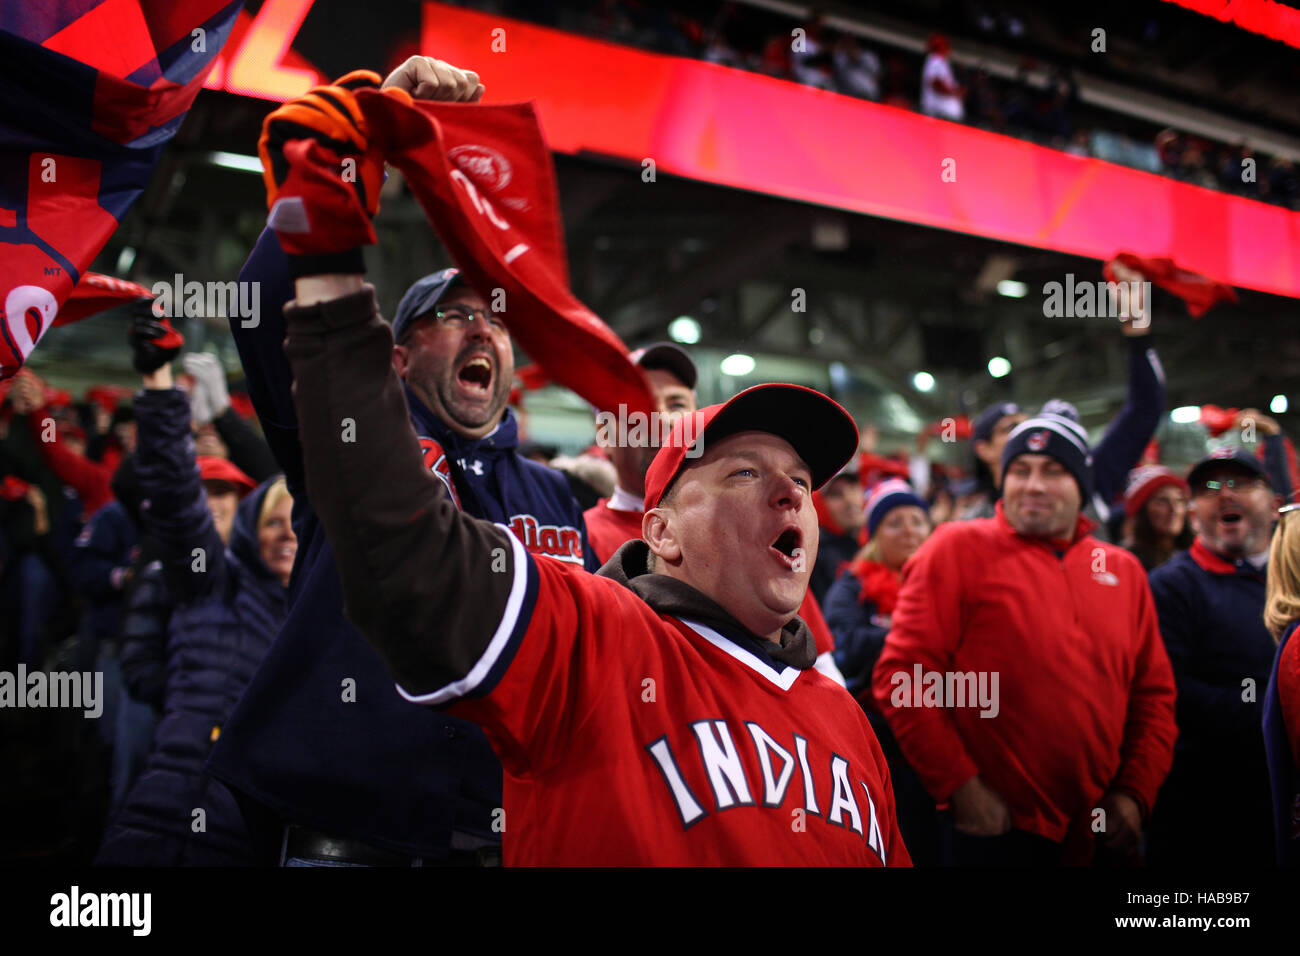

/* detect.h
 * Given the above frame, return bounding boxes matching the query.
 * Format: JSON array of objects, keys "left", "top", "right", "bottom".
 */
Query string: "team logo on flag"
[
  {"left": 1026, "top": 430, "right": 1049, "bottom": 452},
  {"left": 448, "top": 145, "right": 512, "bottom": 193},
  {"left": 417, "top": 437, "right": 462, "bottom": 510}
]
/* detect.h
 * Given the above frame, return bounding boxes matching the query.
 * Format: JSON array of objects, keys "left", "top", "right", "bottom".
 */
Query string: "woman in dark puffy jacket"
[
  {"left": 823, "top": 479, "right": 935, "bottom": 863},
  {"left": 96, "top": 352, "right": 295, "bottom": 866}
]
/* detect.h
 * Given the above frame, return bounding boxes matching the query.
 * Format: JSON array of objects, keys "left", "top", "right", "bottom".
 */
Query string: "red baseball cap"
[
  {"left": 197, "top": 456, "right": 256, "bottom": 496},
  {"left": 643, "top": 383, "right": 859, "bottom": 511}
]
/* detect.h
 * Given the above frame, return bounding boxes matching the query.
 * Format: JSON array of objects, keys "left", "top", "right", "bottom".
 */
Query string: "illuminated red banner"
[
  {"left": 419, "top": 2, "right": 1299, "bottom": 300},
  {"left": 1159, "top": 0, "right": 1300, "bottom": 50}
]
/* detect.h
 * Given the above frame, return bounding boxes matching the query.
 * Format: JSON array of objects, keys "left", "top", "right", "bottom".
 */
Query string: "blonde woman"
[{"left": 1264, "top": 503, "right": 1300, "bottom": 866}]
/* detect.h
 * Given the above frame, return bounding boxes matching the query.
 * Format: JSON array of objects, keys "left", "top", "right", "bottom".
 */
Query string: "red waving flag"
[
  {"left": 0, "top": 0, "right": 241, "bottom": 378},
  {"left": 1104, "top": 252, "right": 1238, "bottom": 318},
  {"left": 357, "top": 91, "right": 656, "bottom": 419}
]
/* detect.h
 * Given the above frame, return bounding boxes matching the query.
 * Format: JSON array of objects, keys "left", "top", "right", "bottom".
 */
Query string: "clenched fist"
[{"left": 382, "top": 56, "right": 485, "bottom": 102}]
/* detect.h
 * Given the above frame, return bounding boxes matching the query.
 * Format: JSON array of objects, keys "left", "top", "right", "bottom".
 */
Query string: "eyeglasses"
[
  {"left": 1194, "top": 476, "right": 1265, "bottom": 496},
  {"left": 433, "top": 306, "right": 506, "bottom": 332}
]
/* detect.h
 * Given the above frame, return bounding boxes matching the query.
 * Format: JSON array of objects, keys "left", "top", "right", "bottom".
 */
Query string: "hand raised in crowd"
[
  {"left": 128, "top": 302, "right": 184, "bottom": 376},
  {"left": 1233, "top": 407, "right": 1281, "bottom": 437},
  {"left": 183, "top": 353, "right": 230, "bottom": 425},
  {"left": 949, "top": 775, "right": 1013, "bottom": 836},
  {"left": 1106, "top": 259, "right": 1152, "bottom": 338},
  {"left": 8, "top": 369, "right": 45, "bottom": 415},
  {"left": 381, "top": 55, "right": 485, "bottom": 102}
]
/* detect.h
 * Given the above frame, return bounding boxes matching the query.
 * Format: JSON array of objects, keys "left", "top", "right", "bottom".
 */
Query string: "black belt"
[{"left": 284, "top": 826, "right": 500, "bottom": 867}]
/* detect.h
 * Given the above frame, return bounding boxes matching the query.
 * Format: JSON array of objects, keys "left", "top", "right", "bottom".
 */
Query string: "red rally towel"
[
  {"left": 356, "top": 91, "right": 655, "bottom": 419},
  {"left": 1105, "top": 252, "right": 1237, "bottom": 318}
]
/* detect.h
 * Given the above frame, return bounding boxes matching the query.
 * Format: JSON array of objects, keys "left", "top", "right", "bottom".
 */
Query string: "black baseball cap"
[
  {"left": 392, "top": 267, "right": 466, "bottom": 343},
  {"left": 1186, "top": 447, "right": 1268, "bottom": 489},
  {"left": 630, "top": 342, "right": 697, "bottom": 390}
]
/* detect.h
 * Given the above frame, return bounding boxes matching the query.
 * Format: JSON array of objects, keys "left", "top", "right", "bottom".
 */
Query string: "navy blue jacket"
[
  {"left": 206, "top": 229, "right": 594, "bottom": 858},
  {"left": 823, "top": 566, "right": 892, "bottom": 699},
  {"left": 1146, "top": 541, "right": 1277, "bottom": 864},
  {"left": 1263, "top": 619, "right": 1299, "bottom": 866},
  {"left": 97, "top": 390, "right": 287, "bottom": 865},
  {"left": 809, "top": 527, "right": 857, "bottom": 606},
  {"left": 68, "top": 499, "right": 138, "bottom": 653}
]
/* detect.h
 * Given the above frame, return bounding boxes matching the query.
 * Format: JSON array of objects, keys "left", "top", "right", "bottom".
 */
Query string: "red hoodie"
[{"left": 873, "top": 501, "right": 1177, "bottom": 846}]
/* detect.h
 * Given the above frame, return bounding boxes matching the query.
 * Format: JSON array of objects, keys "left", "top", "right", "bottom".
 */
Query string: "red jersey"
[{"left": 407, "top": 538, "right": 909, "bottom": 866}]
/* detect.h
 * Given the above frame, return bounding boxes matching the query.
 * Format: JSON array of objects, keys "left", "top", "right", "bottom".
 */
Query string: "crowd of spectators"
[{"left": 472, "top": 0, "right": 1300, "bottom": 210}]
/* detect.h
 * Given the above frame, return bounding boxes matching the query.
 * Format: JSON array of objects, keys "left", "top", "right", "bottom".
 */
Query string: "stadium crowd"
[
  {"left": 461, "top": 0, "right": 1299, "bottom": 209},
  {"left": 2, "top": 51, "right": 1299, "bottom": 868}
]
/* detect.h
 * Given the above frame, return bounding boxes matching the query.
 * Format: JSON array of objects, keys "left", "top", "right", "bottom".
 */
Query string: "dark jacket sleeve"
[
  {"left": 282, "top": 284, "right": 517, "bottom": 696},
  {"left": 120, "top": 560, "right": 171, "bottom": 709},
  {"left": 227, "top": 228, "right": 306, "bottom": 497},
  {"left": 212, "top": 407, "right": 279, "bottom": 483},
  {"left": 824, "top": 571, "right": 890, "bottom": 695},
  {"left": 1093, "top": 341, "right": 1166, "bottom": 505},
  {"left": 134, "top": 388, "right": 227, "bottom": 603}
]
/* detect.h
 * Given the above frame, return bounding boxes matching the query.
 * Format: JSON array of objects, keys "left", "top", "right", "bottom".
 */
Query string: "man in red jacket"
[{"left": 873, "top": 410, "right": 1177, "bottom": 865}]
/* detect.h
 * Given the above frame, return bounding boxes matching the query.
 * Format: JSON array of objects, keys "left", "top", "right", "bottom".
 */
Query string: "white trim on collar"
[
  {"left": 678, "top": 619, "right": 802, "bottom": 691},
  {"left": 608, "top": 485, "right": 645, "bottom": 513}
]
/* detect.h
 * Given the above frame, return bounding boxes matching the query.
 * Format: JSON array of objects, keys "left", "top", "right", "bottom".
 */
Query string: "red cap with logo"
[
  {"left": 197, "top": 456, "right": 257, "bottom": 496},
  {"left": 642, "top": 383, "right": 859, "bottom": 511}
]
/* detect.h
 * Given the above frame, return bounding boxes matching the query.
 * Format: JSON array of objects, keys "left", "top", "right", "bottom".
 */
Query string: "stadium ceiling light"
[
  {"left": 208, "top": 151, "right": 263, "bottom": 173},
  {"left": 1170, "top": 405, "right": 1202, "bottom": 424},
  {"left": 987, "top": 356, "right": 1012, "bottom": 378},
  {"left": 912, "top": 371, "right": 935, "bottom": 392},
  {"left": 996, "top": 279, "right": 1029, "bottom": 298},
  {"left": 720, "top": 353, "right": 755, "bottom": 376},
  {"left": 1271, "top": 394, "right": 1289, "bottom": 414},
  {"left": 669, "top": 316, "right": 701, "bottom": 344},
  {"left": 115, "top": 246, "right": 137, "bottom": 274}
]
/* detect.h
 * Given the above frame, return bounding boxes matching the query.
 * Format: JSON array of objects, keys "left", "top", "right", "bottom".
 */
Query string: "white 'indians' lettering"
[
  {"left": 745, "top": 722, "right": 795, "bottom": 806},
  {"left": 861, "top": 782, "right": 886, "bottom": 863},
  {"left": 690, "top": 720, "right": 754, "bottom": 809},
  {"left": 827, "top": 754, "right": 863, "bottom": 836},
  {"left": 793, "top": 733, "right": 820, "bottom": 814},
  {"left": 645, "top": 736, "right": 706, "bottom": 826},
  {"left": 647, "top": 720, "right": 885, "bottom": 855}
]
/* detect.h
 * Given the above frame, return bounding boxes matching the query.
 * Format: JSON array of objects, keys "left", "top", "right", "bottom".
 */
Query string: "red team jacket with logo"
[
  {"left": 282, "top": 287, "right": 910, "bottom": 866},
  {"left": 873, "top": 502, "right": 1177, "bottom": 846}
]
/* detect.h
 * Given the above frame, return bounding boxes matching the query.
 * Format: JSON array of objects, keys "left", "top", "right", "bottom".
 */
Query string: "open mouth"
[
  {"left": 770, "top": 526, "right": 803, "bottom": 569},
  {"left": 456, "top": 354, "right": 494, "bottom": 395},
  {"left": 1218, "top": 509, "right": 1243, "bottom": 526}
]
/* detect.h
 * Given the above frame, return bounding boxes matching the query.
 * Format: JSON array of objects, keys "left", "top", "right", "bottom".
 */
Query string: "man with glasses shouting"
[{"left": 1146, "top": 447, "right": 1286, "bottom": 866}]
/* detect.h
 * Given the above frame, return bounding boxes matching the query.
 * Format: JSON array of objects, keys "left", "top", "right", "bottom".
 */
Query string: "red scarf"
[{"left": 849, "top": 559, "right": 901, "bottom": 615}]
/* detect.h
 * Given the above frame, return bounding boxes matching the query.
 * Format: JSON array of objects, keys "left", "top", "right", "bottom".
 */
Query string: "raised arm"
[
  {"left": 282, "top": 278, "right": 515, "bottom": 694},
  {"left": 226, "top": 228, "right": 306, "bottom": 495},
  {"left": 133, "top": 370, "right": 228, "bottom": 604},
  {"left": 1092, "top": 339, "right": 1166, "bottom": 506}
]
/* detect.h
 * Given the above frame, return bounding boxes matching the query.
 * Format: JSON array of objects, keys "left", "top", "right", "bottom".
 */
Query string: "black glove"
[{"left": 128, "top": 301, "right": 185, "bottom": 374}]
